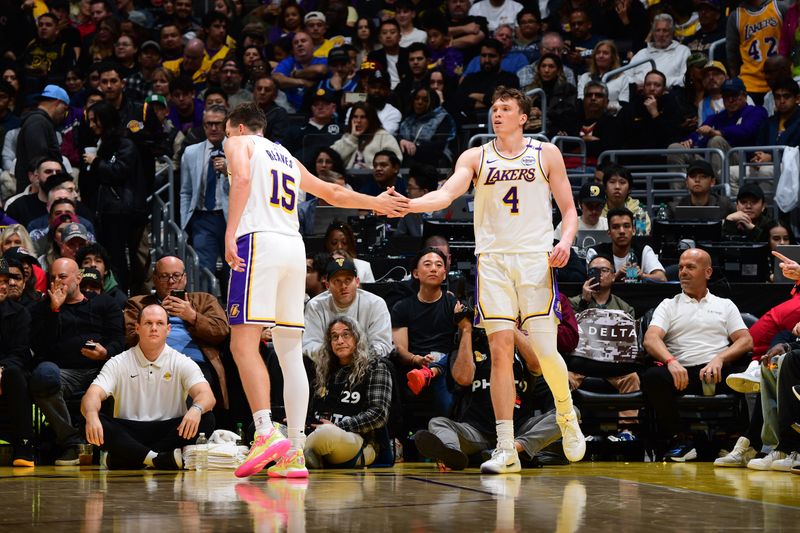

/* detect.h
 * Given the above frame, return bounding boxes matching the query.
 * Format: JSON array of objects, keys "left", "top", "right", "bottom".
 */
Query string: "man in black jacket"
[
  {"left": 567, "top": 81, "right": 623, "bottom": 166},
  {"left": 14, "top": 85, "right": 70, "bottom": 194},
  {"left": 0, "top": 258, "right": 35, "bottom": 466},
  {"left": 617, "top": 70, "right": 682, "bottom": 152},
  {"left": 367, "top": 19, "right": 410, "bottom": 90},
  {"left": 29, "top": 258, "right": 124, "bottom": 465}
]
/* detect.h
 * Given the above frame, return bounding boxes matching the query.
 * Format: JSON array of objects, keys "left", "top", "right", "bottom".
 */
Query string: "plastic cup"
[
  {"left": 702, "top": 380, "right": 716, "bottom": 396},
  {"left": 79, "top": 443, "right": 94, "bottom": 465},
  {"left": 84, "top": 147, "right": 98, "bottom": 155}
]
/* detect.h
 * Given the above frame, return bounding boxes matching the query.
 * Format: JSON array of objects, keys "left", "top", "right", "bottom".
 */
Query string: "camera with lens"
[{"left": 453, "top": 300, "right": 475, "bottom": 325}]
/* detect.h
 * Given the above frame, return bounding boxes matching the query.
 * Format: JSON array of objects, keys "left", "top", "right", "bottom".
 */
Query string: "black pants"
[
  {"left": 0, "top": 365, "right": 33, "bottom": 446},
  {"left": 99, "top": 412, "right": 215, "bottom": 469},
  {"left": 639, "top": 362, "right": 740, "bottom": 440},
  {"left": 97, "top": 213, "right": 147, "bottom": 293},
  {"left": 777, "top": 350, "right": 800, "bottom": 452}
]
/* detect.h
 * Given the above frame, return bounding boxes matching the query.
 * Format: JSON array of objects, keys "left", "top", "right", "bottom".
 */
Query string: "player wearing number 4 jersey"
[
  {"left": 223, "top": 103, "right": 408, "bottom": 478},
  {"left": 727, "top": 0, "right": 787, "bottom": 96},
  {"left": 407, "top": 86, "right": 585, "bottom": 474}
]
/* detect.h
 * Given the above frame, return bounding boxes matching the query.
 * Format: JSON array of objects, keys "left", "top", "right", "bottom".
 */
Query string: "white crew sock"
[
  {"left": 496, "top": 419, "right": 514, "bottom": 449},
  {"left": 253, "top": 409, "right": 273, "bottom": 436}
]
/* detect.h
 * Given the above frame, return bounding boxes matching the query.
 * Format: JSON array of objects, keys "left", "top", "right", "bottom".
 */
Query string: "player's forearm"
[
  {"left": 324, "top": 184, "right": 383, "bottom": 211},
  {"left": 557, "top": 207, "right": 578, "bottom": 245},
  {"left": 409, "top": 189, "right": 456, "bottom": 213}
]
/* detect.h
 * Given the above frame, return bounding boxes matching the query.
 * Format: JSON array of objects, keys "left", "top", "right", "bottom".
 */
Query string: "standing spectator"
[
  {"left": 179, "top": 105, "right": 229, "bottom": 275},
  {"left": 331, "top": 102, "right": 402, "bottom": 169},
  {"left": 0, "top": 258, "right": 35, "bottom": 466},
  {"left": 124, "top": 257, "right": 230, "bottom": 411},
  {"left": 167, "top": 75, "right": 204, "bottom": 135},
  {"left": 253, "top": 76, "right": 289, "bottom": 146},
  {"left": 468, "top": 0, "right": 523, "bottom": 33},
  {"left": 303, "top": 257, "right": 393, "bottom": 360},
  {"left": 727, "top": 0, "right": 787, "bottom": 103},
  {"left": 641, "top": 248, "right": 752, "bottom": 461},
  {"left": 22, "top": 13, "right": 76, "bottom": 94},
  {"left": 628, "top": 14, "right": 691, "bottom": 88},
  {"left": 82, "top": 304, "right": 215, "bottom": 470},
  {"left": 30, "top": 258, "right": 124, "bottom": 465},
  {"left": 425, "top": 15, "right": 464, "bottom": 80},
  {"left": 685, "top": 0, "right": 727, "bottom": 64},
  {"left": 577, "top": 41, "right": 629, "bottom": 114},
  {"left": 14, "top": 85, "right": 70, "bottom": 194},
  {"left": 273, "top": 31, "right": 329, "bottom": 111},
  {"left": 82, "top": 101, "right": 148, "bottom": 292},
  {"left": 367, "top": 19, "right": 411, "bottom": 90},
  {"left": 96, "top": 62, "right": 144, "bottom": 135}
]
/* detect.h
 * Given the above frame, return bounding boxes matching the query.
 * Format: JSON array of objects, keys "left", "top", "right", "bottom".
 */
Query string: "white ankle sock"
[
  {"left": 496, "top": 420, "right": 514, "bottom": 449},
  {"left": 144, "top": 450, "right": 157, "bottom": 467},
  {"left": 253, "top": 409, "right": 273, "bottom": 435},
  {"left": 287, "top": 427, "right": 306, "bottom": 450}
]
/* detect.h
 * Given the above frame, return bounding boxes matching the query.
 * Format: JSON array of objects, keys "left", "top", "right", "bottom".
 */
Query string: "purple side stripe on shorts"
[{"left": 227, "top": 234, "right": 253, "bottom": 325}]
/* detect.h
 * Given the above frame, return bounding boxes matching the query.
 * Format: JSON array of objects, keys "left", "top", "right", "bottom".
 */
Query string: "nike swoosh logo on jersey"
[
  {"left": 486, "top": 159, "right": 498, "bottom": 164},
  {"left": 130, "top": 375, "right": 138, "bottom": 378}
]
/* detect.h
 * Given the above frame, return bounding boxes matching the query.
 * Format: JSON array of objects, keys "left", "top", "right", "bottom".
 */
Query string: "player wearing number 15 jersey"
[
  {"left": 728, "top": 0, "right": 787, "bottom": 95},
  {"left": 222, "top": 103, "right": 408, "bottom": 479},
  {"left": 406, "top": 87, "right": 585, "bottom": 474}
]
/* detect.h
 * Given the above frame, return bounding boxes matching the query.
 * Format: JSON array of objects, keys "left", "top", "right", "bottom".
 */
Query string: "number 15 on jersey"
[{"left": 269, "top": 169, "right": 297, "bottom": 213}]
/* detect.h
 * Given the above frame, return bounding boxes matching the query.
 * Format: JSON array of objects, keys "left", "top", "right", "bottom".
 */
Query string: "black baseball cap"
[
  {"left": 80, "top": 267, "right": 103, "bottom": 286},
  {"left": 737, "top": 183, "right": 765, "bottom": 201},
  {"left": 328, "top": 46, "right": 349, "bottom": 64},
  {"left": 578, "top": 183, "right": 605, "bottom": 204},
  {"left": 686, "top": 159, "right": 715, "bottom": 178},
  {"left": 3, "top": 246, "right": 40, "bottom": 268},
  {"left": 325, "top": 257, "right": 358, "bottom": 278}
]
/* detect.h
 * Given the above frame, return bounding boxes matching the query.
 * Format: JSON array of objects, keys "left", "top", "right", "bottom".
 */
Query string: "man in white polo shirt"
[
  {"left": 641, "top": 248, "right": 752, "bottom": 462},
  {"left": 81, "top": 304, "right": 216, "bottom": 469}
]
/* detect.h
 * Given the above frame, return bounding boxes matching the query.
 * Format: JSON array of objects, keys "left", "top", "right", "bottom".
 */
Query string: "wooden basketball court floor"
[{"left": 1, "top": 462, "right": 799, "bottom": 531}]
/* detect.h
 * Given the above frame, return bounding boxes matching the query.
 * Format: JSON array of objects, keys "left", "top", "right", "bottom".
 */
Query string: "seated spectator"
[
  {"left": 1, "top": 224, "right": 36, "bottom": 256},
  {"left": 305, "top": 253, "right": 329, "bottom": 303},
  {"left": 722, "top": 184, "right": 775, "bottom": 242},
  {"left": 510, "top": 8, "right": 542, "bottom": 62},
  {"left": 323, "top": 221, "right": 375, "bottom": 282},
  {"left": 761, "top": 55, "right": 795, "bottom": 117},
  {"left": 462, "top": 24, "right": 528, "bottom": 78},
  {"left": 7, "top": 159, "right": 92, "bottom": 228},
  {"left": 566, "top": 81, "right": 623, "bottom": 167},
  {"left": 330, "top": 102, "right": 401, "bottom": 170},
  {"left": 76, "top": 243, "right": 128, "bottom": 309},
  {"left": 576, "top": 40, "right": 629, "bottom": 114},
  {"left": 452, "top": 38, "right": 519, "bottom": 124},
  {"left": 523, "top": 53, "right": 577, "bottom": 137},
  {"left": 82, "top": 304, "right": 215, "bottom": 470},
  {"left": 285, "top": 89, "right": 342, "bottom": 166},
  {"left": 555, "top": 182, "right": 608, "bottom": 243},
  {"left": 568, "top": 254, "right": 640, "bottom": 438},
  {"left": 367, "top": 19, "right": 410, "bottom": 90},
  {"left": 219, "top": 59, "right": 252, "bottom": 109},
  {"left": 627, "top": 14, "right": 691, "bottom": 88},
  {"left": 697, "top": 61, "right": 728, "bottom": 123},
  {"left": 0, "top": 256, "right": 41, "bottom": 308},
  {"left": 391, "top": 248, "right": 458, "bottom": 415},
  {"left": 360, "top": 150, "right": 408, "bottom": 198},
  {"left": 673, "top": 53, "right": 710, "bottom": 137},
  {"left": 273, "top": 31, "right": 328, "bottom": 112},
  {"left": 413, "top": 305, "right": 563, "bottom": 470},
  {"left": 671, "top": 160, "right": 734, "bottom": 217},
  {"left": 395, "top": 165, "right": 441, "bottom": 238},
  {"left": 600, "top": 165, "right": 651, "bottom": 234},
  {"left": 517, "top": 32, "right": 577, "bottom": 88},
  {"left": 79, "top": 267, "right": 104, "bottom": 297},
  {"left": 768, "top": 222, "right": 794, "bottom": 255},
  {"left": 670, "top": 77, "right": 767, "bottom": 178},
  {"left": 318, "top": 46, "right": 358, "bottom": 94},
  {"left": 393, "top": 43, "right": 433, "bottom": 116},
  {"left": 363, "top": 68, "right": 401, "bottom": 137},
  {"left": 425, "top": 15, "right": 464, "bottom": 80},
  {"left": 398, "top": 87, "right": 456, "bottom": 168},
  {"left": 641, "top": 248, "right": 752, "bottom": 461},
  {"left": 167, "top": 75, "right": 205, "bottom": 135},
  {"left": 562, "top": 8, "right": 604, "bottom": 76},
  {"left": 587, "top": 208, "right": 667, "bottom": 282},
  {"left": 3, "top": 246, "right": 46, "bottom": 298},
  {"left": 753, "top": 78, "right": 800, "bottom": 163},
  {"left": 124, "top": 256, "right": 230, "bottom": 410},
  {"left": 617, "top": 70, "right": 683, "bottom": 153},
  {"left": 28, "top": 189, "right": 96, "bottom": 248},
  {"left": 29, "top": 258, "right": 124, "bottom": 465},
  {"left": 303, "top": 257, "right": 393, "bottom": 360},
  {"left": 304, "top": 316, "right": 393, "bottom": 468},
  {"left": 0, "top": 258, "right": 35, "bottom": 466}
]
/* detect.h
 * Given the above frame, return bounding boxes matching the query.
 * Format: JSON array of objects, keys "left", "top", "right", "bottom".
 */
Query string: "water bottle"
[
  {"left": 236, "top": 422, "right": 245, "bottom": 447},
  {"left": 634, "top": 207, "right": 647, "bottom": 236},
  {"left": 656, "top": 203, "right": 668, "bottom": 221},
  {"left": 195, "top": 432, "right": 208, "bottom": 471},
  {"left": 625, "top": 250, "right": 638, "bottom": 283}
]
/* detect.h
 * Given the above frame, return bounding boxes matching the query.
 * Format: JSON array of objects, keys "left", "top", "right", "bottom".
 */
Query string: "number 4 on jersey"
[{"left": 502, "top": 186, "right": 519, "bottom": 215}]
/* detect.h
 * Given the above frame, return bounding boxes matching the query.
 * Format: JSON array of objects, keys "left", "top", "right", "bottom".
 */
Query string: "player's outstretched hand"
[
  {"left": 549, "top": 240, "right": 571, "bottom": 268},
  {"left": 375, "top": 187, "right": 410, "bottom": 218},
  {"left": 225, "top": 234, "right": 245, "bottom": 272}
]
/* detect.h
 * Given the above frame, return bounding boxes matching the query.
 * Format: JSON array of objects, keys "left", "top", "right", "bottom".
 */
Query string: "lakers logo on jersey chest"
[
  {"left": 484, "top": 166, "right": 537, "bottom": 184},
  {"left": 744, "top": 17, "right": 780, "bottom": 40}
]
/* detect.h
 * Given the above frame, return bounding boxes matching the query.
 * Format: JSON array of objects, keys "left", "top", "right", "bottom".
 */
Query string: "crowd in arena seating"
[{"left": 2, "top": 0, "right": 800, "bottom": 472}]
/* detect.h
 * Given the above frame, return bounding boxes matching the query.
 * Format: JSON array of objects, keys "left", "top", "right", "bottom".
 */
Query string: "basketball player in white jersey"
[
  {"left": 223, "top": 103, "right": 408, "bottom": 478},
  {"left": 407, "top": 87, "right": 584, "bottom": 473}
]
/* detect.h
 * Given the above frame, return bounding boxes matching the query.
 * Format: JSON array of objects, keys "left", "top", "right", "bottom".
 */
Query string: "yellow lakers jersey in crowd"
[
  {"left": 736, "top": 0, "right": 783, "bottom": 93},
  {"left": 473, "top": 139, "right": 554, "bottom": 255}
]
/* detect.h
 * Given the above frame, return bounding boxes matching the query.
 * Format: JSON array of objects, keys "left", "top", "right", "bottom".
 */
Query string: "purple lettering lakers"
[{"left": 483, "top": 167, "right": 537, "bottom": 185}]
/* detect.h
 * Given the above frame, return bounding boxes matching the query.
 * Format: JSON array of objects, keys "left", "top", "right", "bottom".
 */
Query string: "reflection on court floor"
[{"left": 1, "top": 463, "right": 799, "bottom": 531}]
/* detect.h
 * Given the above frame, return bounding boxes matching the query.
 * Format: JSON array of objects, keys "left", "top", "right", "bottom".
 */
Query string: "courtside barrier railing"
[{"left": 725, "top": 145, "right": 787, "bottom": 196}]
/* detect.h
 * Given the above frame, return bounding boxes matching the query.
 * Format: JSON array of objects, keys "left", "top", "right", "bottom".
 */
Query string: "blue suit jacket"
[{"left": 180, "top": 140, "right": 229, "bottom": 230}]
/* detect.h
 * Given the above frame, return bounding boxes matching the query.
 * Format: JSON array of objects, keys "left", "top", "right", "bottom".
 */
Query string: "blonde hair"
[
  {"left": 0, "top": 224, "right": 35, "bottom": 253},
  {"left": 589, "top": 40, "right": 621, "bottom": 78}
]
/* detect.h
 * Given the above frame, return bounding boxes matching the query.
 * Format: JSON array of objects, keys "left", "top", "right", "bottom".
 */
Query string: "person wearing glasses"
[
  {"left": 123, "top": 255, "right": 230, "bottom": 413},
  {"left": 180, "top": 105, "right": 230, "bottom": 276}
]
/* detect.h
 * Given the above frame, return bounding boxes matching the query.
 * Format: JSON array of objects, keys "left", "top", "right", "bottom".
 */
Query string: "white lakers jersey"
[
  {"left": 473, "top": 139, "right": 553, "bottom": 254},
  {"left": 234, "top": 136, "right": 302, "bottom": 238}
]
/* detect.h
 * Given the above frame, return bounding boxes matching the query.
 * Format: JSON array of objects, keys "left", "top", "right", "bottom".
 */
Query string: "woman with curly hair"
[{"left": 305, "top": 316, "right": 393, "bottom": 468}]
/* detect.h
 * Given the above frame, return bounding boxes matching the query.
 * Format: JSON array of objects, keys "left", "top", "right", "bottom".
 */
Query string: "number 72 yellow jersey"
[{"left": 473, "top": 139, "right": 554, "bottom": 255}]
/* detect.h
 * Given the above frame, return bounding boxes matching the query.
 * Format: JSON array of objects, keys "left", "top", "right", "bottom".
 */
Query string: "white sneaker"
[
  {"left": 747, "top": 450, "right": 787, "bottom": 471},
  {"left": 480, "top": 446, "right": 521, "bottom": 474},
  {"left": 770, "top": 451, "right": 800, "bottom": 472},
  {"left": 726, "top": 360, "right": 761, "bottom": 393},
  {"left": 714, "top": 437, "right": 757, "bottom": 468},
  {"left": 557, "top": 409, "right": 586, "bottom": 462}
]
